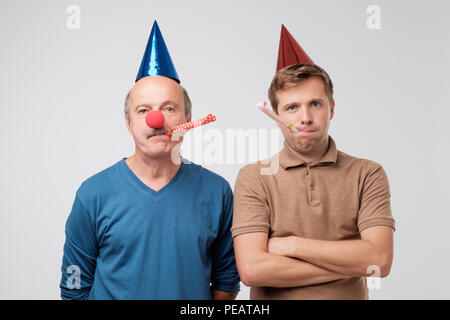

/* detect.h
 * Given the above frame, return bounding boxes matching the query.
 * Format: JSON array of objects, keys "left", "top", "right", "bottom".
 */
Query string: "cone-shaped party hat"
[
  {"left": 276, "top": 24, "right": 314, "bottom": 71},
  {"left": 136, "top": 21, "right": 180, "bottom": 83}
]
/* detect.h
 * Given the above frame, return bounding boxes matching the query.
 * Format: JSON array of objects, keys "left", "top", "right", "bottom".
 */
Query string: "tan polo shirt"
[{"left": 232, "top": 136, "right": 396, "bottom": 300}]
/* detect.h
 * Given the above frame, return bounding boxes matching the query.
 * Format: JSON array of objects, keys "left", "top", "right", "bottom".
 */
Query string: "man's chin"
[
  {"left": 138, "top": 142, "right": 171, "bottom": 157},
  {"left": 289, "top": 138, "right": 319, "bottom": 154}
]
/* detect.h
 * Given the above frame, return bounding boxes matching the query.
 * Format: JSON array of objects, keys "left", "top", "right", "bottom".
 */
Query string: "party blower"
[
  {"left": 145, "top": 110, "right": 216, "bottom": 136},
  {"left": 256, "top": 102, "right": 299, "bottom": 133}
]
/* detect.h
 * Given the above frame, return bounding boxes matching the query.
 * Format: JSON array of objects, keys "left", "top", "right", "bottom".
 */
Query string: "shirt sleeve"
[
  {"left": 357, "top": 163, "right": 396, "bottom": 233},
  {"left": 60, "top": 190, "right": 99, "bottom": 300},
  {"left": 210, "top": 184, "right": 240, "bottom": 293},
  {"left": 231, "top": 165, "right": 271, "bottom": 238}
]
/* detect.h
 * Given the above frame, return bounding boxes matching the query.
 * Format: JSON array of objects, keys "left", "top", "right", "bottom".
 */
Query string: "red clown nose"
[{"left": 145, "top": 110, "right": 165, "bottom": 128}]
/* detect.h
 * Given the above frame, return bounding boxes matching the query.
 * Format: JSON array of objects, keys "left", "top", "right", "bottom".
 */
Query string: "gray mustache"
[{"left": 146, "top": 128, "right": 168, "bottom": 139}]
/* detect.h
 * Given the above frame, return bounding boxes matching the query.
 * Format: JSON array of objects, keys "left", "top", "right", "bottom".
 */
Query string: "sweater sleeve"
[
  {"left": 210, "top": 184, "right": 240, "bottom": 293},
  {"left": 60, "top": 190, "right": 99, "bottom": 300}
]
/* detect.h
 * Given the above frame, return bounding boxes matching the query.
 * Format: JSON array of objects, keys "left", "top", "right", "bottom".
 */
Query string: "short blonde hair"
[{"left": 268, "top": 64, "right": 334, "bottom": 113}]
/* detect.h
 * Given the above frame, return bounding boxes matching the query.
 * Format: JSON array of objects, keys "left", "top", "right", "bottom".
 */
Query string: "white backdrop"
[{"left": 1, "top": 0, "right": 449, "bottom": 299}]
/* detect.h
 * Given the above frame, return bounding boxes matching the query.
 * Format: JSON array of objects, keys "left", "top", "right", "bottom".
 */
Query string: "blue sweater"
[{"left": 60, "top": 158, "right": 240, "bottom": 299}]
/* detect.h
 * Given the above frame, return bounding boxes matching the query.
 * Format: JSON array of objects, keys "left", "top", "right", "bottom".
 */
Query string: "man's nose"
[
  {"left": 145, "top": 110, "right": 165, "bottom": 129},
  {"left": 298, "top": 107, "right": 313, "bottom": 125}
]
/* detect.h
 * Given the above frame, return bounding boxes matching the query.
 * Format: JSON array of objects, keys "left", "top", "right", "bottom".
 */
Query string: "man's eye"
[
  {"left": 287, "top": 105, "right": 296, "bottom": 111},
  {"left": 165, "top": 106, "right": 174, "bottom": 112},
  {"left": 138, "top": 109, "right": 148, "bottom": 114},
  {"left": 312, "top": 101, "right": 321, "bottom": 107}
]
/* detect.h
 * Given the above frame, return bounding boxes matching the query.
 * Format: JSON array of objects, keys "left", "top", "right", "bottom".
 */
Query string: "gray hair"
[{"left": 124, "top": 85, "right": 192, "bottom": 120}]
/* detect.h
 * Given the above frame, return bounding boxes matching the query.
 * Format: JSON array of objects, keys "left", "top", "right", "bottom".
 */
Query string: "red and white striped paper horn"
[{"left": 166, "top": 114, "right": 216, "bottom": 136}]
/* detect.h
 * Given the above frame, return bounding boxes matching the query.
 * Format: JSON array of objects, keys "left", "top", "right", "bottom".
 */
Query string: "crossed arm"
[{"left": 233, "top": 226, "right": 393, "bottom": 288}]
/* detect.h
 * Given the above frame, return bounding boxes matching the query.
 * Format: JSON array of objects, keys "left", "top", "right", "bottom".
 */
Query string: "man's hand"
[{"left": 212, "top": 290, "right": 238, "bottom": 300}]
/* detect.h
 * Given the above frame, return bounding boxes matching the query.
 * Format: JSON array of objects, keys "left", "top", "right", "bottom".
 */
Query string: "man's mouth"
[
  {"left": 146, "top": 128, "right": 169, "bottom": 139},
  {"left": 294, "top": 129, "right": 316, "bottom": 135}
]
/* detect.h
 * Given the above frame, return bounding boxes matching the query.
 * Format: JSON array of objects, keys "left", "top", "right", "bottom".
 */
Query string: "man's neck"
[{"left": 125, "top": 152, "right": 181, "bottom": 191}]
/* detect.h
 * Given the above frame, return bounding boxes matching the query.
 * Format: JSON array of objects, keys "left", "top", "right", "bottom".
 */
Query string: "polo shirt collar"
[{"left": 279, "top": 136, "right": 338, "bottom": 170}]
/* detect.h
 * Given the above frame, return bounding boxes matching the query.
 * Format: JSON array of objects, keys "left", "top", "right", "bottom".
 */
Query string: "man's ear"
[
  {"left": 272, "top": 107, "right": 281, "bottom": 128},
  {"left": 126, "top": 117, "right": 132, "bottom": 134},
  {"left": 330, "top": 99, "right": 335, "bottom": 120}
]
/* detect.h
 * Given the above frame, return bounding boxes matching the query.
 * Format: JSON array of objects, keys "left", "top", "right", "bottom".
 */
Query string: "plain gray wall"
[{"left": 1, "top": 0, "right": 449, "bottom": 299}]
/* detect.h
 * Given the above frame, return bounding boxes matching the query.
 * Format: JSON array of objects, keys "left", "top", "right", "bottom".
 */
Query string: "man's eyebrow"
[
  {"left": 161, "top": 100, "right": 180, "bottom": 108},
  {"left": 281, "top": 97, "right": 326, "bottom": 109},
  {"left": 308, "top": 98, "right": 325, "bottom": 103},
  {"left": 135, "top": 101, "right": 180, "bottom": 110}
]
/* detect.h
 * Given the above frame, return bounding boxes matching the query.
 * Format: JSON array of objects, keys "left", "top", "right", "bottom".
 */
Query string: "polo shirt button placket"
[
  {"left": 306, "top": 165, "right": 312, "bottom": 205},
  {"left": 306, "top": 164, "right": 320, "bottom": 206}
]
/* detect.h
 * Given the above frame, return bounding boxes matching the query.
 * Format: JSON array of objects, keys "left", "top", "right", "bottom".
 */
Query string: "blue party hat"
[{"left": 136, "top": 21, "right": 180, "bottom": 83}]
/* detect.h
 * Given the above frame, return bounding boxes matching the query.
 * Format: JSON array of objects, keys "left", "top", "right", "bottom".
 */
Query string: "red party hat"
[{"left": 276, "top": 24, "right": 314, "bottom": 71}]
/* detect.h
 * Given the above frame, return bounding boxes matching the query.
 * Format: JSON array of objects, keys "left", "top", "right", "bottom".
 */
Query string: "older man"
[
  {"left": 232, "top": 25, "right": 395, "bottom": 299},
  {"left": 60, "top": 21, "right": 240, "bottom": 300}
]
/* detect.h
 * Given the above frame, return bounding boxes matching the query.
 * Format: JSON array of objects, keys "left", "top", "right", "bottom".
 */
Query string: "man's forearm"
[
  {"left": 241, "top": 251, "right": 351, "bottom": 288},
  {"left": 269, "top": 236, "right": 385, "bottom": 277}
]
